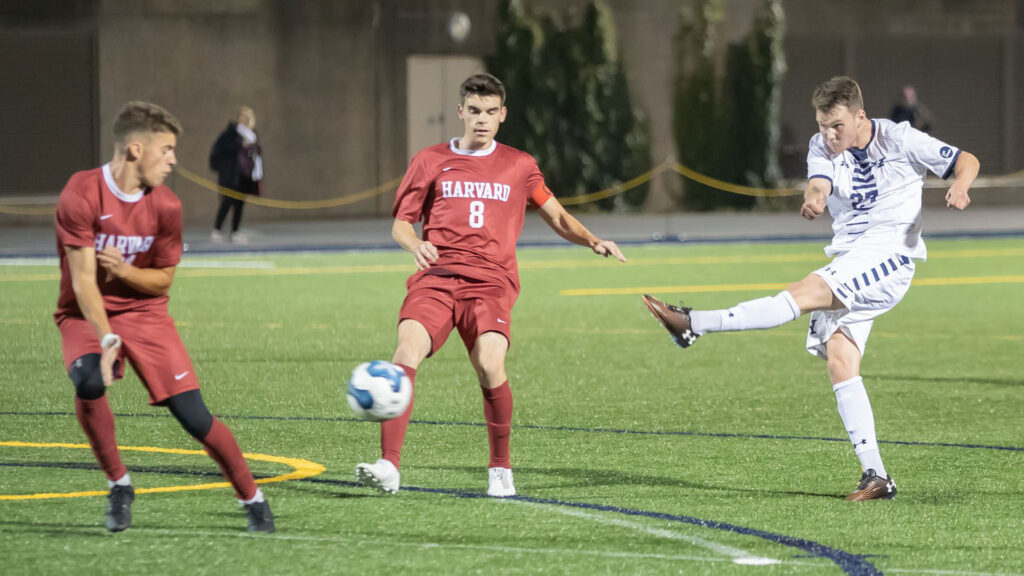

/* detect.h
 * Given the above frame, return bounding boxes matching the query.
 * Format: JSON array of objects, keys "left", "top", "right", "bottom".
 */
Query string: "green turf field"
[{"left": 1, "top": 238, "right": 1022, "bottom": 575}]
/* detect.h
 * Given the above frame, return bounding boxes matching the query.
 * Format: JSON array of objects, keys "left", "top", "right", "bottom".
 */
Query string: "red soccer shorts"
[
  {"left": 57, "top": 310, "right": 199, "bottom": 405},
  {"left": 399, "top": 272, "right": 517, "bottom": 356}
]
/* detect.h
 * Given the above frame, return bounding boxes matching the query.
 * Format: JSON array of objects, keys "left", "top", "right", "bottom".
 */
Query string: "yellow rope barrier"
[
  {"left": 670, "top": 162, "right": 802, "bottom": 197},
  {"left": 557, "top": 163, "right": 670, "bottom": 206},
  {"left": 3, "top": 159, "right": 1021, "bottom": 216},
  {"left": 175, "top": 167, "right": 402, "bottom": 210}
]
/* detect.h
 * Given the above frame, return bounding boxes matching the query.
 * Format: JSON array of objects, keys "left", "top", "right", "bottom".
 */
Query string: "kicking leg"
[
  {"left": 642, "top": 274, "right": 838, "bottom": 347},
  {"left": 356, "top": 319, "right": 430, "bottom": 494}
]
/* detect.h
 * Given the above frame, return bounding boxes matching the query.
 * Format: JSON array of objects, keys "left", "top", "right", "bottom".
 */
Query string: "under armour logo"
[
  {"left": 809, "top": 319, "right": 817, "bottom": 333},
  {"left": 727, "top": 312, "right": 734, "bottom": 318}
]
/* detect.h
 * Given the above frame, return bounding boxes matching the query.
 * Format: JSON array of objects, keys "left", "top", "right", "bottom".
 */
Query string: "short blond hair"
[
  {"left": 113, "top": 101, "right": 183, "bottom": 142},
  {"left": 811, "top": 76, "right": 863, "bottom": 113}
]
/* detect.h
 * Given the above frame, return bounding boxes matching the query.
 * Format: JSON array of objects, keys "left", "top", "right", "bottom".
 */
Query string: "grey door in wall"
[{"left": 406, "top": 55, "right": 484, "bottom": 161}]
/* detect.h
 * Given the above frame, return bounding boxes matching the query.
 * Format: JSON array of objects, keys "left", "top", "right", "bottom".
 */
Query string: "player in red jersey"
[
  {"left": 356, "top": 74, "right": 627, "bottom": 497},
  {"left": 54, "top": 101, "right": 273, "bottom": 532}
]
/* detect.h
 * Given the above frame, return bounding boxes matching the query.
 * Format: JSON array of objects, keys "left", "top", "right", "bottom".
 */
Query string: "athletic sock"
[
  {"left": 833, "top": 376, "right": 887, "bottom": 478},
  {"left": 381, "top": 364, "right": 416, "bottom": 468},
  {"left": 200, "top": 418, "right": 258, "bottom": 500},
  {"left": 107, "top": 473, "right": 132, "bottom": 489},
  {"left": 481, "top": 381, "right": 513, "bottom": 469},
  {"left": 239, "top": 488, "right": 265, "bottom": 505},
  {"left": 690, "top": 291, "right": 800, "bottom": 334},
  {"left": 74, "top": 396, "right": 127, "bottom": 482}
]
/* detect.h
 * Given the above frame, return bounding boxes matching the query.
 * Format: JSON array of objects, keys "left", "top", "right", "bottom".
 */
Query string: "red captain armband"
[{"left": 529, "top": 183, "right": 554, "bottom": 208}]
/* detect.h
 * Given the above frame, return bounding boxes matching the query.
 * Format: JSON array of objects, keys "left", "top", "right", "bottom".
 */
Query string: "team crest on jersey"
[
  {"left": 940, "top": 146, "right": 953, "bottom": 158},
  {"left": 440, "top": 180, "right": 511, "bottom": 202}
]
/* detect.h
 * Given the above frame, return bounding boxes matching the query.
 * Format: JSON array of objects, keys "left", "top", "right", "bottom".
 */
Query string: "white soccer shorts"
[{"left": 806, "top": 248, "right": 916, "bottom": 360}]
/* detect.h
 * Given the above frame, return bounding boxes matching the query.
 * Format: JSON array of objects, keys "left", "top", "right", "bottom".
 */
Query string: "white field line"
[
  {"left": 118, "top": 528, "right": 732, "bottom": 564},
  {"left": 512, "top": 500, "right": 793, "bottom": 567}
]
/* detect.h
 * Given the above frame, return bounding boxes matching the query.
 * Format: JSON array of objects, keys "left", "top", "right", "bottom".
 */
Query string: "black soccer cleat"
[
  {"left": 641, "top": 294, "right": 700, "bottom": 348},
  {"left": 846, "top": 469, "right": 897, "bottom": 501},
  {"left": 105, "top": 484, "right": 134, "bottom": 532},
  {"left": 244, "top": 499, "right": 275, "bottom": 532}
]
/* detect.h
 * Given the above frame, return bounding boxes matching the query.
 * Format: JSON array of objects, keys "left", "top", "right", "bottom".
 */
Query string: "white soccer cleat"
[
  {"left": 487, "top": 467, "right": 516, "bottom": 497},
  {"left": 355, "top": 458, "right": 400, "bottom": 494}
]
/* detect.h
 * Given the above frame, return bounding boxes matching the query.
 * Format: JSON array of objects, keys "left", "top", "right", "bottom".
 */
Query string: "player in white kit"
[{"left": 642, "top": 76, "right": 979, "bottom": 501}]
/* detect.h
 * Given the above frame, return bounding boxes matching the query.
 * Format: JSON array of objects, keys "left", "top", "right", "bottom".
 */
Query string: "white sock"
[
  {"left": 690, "top": 291, "right": 800, "bottom": 334},
  {"left": 239, "top": 488, "right": 265, "bottom": 505},
  {"left": 107, "top": 473, "right": 131, "bottom": 488},
  {"left": 833, "top": 376, "right": 887, "bottom": 478}
]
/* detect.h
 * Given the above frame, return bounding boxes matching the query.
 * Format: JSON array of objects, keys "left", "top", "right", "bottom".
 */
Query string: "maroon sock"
[
  {"left": 200, "top": 419, "right": 258, "bottom": 500},
  {"left": 481, "top": 381, "right": 513, "bottom": 468},
  {"left": 380, "top": 364, "right": 416, "bottom": 468},
  {"left": 74, "top": 396, "right": 127, "bottom": 482}
]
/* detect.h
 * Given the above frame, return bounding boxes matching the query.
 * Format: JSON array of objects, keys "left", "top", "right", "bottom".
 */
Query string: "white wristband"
[{"left": 101, "top": 333, "right": 122, "bottom": 350}]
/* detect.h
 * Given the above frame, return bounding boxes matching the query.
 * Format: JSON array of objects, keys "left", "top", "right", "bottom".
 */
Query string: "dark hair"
[
  {"left": 113, "top": 101, "right": 183, "bottom": 142},
  {"left": 460, "top": 73, "right": 506, "bottom": 105},
  {"left": 811, "top": 76, "right": 864, "bottom": 113}
]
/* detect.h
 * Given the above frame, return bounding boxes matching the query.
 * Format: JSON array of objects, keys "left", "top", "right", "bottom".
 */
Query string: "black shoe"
[
  {"left": 105, "top": 485, "right": 134, "bottom": 532},
  {"left": 846, "top": 469, "right": 897, "bottom": 501},
  {"left": 244, "top": 500, "right": 275, "bottom": 532},
  {"left": 641, "top": 294, "right": 700, "bottom": 348}
]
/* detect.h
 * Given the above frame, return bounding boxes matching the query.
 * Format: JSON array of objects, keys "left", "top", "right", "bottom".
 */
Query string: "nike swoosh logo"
[
  {"left": 174, "top": 371, "right": 189, "bottom": 380},
  {"left": 496, "top": 318, "right": 508, "bottom": 324},
  {"left": 100, "top": 214, "right": 113, "bottom": 220},
  {"left": 442, "top": 167, "right": 453, "bottom": 172}
]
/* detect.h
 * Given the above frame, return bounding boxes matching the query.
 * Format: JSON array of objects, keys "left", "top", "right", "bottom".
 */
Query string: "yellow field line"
[
  {"left": 2, "top": 247, "right": 1023, "bottom": 283},
  {"left": 561, "top": 274, "right": 1024, "bottom": 296},
  {"left": 0, "top": 441, "right": 325, "bottom": 501}
]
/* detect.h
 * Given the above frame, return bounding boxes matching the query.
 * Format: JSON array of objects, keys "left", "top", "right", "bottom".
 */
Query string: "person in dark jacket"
[{"left": 210, "top": 107, "right": 263, "bottom": 244}]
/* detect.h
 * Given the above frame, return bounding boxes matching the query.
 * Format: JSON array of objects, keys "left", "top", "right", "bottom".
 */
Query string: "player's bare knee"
[
  {"left": 68, "top": 353, "right": 105, "bottom": 400},
  {"left": 164, "top": 389, "right": 214, "bottom": 440},
  {"left": 826, "top": 334, "right": 861, "bottom": 382}
]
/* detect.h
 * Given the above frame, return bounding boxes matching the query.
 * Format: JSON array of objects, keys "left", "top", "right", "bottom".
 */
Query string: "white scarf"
[{"left": 235, "top": 124, "right": 263, "bottom": 181}]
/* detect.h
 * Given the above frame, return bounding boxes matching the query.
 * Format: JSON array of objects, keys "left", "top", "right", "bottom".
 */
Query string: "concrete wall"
[{"left": 2, "top": 0, "right": 1020, "bottom": 226}]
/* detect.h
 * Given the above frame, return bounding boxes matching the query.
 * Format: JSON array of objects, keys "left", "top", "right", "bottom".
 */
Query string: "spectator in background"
[
  {"left": 210, "top": 106, "right": 263, "bottom": 244},
  {"left": 890, "top": 85, "right": 933, "bottom": 133}
]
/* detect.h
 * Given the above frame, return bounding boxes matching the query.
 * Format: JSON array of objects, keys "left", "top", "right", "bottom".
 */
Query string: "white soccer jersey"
[{"left": 806, "top": 119, "right": 960, "bottom": 260}]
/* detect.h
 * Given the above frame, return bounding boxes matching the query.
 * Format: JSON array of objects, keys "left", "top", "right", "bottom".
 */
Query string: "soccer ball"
[{"left": 346, "top": 361, "right": 412, "bottom": 422}]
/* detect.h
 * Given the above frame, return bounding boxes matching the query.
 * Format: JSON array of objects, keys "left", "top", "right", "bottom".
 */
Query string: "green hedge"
[{"left": 487, "top": 0, "right": 651, "bottom": 211}]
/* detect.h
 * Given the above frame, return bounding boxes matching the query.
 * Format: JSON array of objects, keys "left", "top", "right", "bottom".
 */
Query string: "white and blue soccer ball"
[{"left": 346, "top": 361, "right": 412, "bottom": 422}]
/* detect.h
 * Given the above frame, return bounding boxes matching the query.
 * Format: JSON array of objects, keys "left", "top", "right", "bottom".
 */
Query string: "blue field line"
[
  {"left": 0, "top": 459, "right": 878, "bottom": 575},
  {"left": 298, "top": 476, "right": 881, "bottom": 576},
  {"left": 2, "top": 410, "right": 1021, "bottom": 453}
]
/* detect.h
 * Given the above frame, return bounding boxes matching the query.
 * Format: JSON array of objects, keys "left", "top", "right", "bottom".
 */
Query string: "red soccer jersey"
[
  {"left": 392, "top": 139, "right": 553, "bottom": 292},
  {"left": 54, "top": 164, "right": 184, "bottom": 317}
]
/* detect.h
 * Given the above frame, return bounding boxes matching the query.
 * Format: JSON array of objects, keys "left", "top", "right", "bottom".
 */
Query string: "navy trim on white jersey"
[{"left": 941, "top": 149, "right": 962, "bottom": 180}]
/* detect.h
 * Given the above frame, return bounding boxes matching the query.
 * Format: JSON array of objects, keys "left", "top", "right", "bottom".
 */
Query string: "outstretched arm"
[
  {"left": 945, "top": 151, "right": 978, "bottom": 210},
  {"left": 392, "top": 218, "right": 438, "bottom": 270},
  {"left": 800, "top": 177, "right": 833, "bottom": 221},
  {"left": 537, "top": 197, "right": 626, "bottom": 261},
  {"left": 66, "top": 246, "right": 121, "bottom": 386}
]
